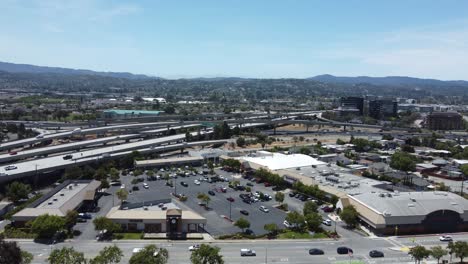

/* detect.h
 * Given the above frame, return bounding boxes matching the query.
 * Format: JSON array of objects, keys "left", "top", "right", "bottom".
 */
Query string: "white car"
[
  {"left": 5, "top": 165, "right": 17, "bottom": 171},
  {"left": 240, "top": 249, "right": 256, "bottom": 256},
  {"left": 259, "top": 206, "right": 269, "bottom": 213},
  {"left": 120, "top": 184, "right": 126, "bottom": 189},
  {"left": 188, "top": 244, "right": 200, "bottom": 251},
  {"left": 322, "top": 219, "right": 332, "bottom": 226},
  {"left": 283, "top": 220, "right": 292, "bottom": 228},
  {"left": 194, "top": 180, "right": 201, "bottom": 185},
  {"left": 143, "top": 183, "right": 149, "bottom": 189},
  {"left": 440, "top": 235, "right": 453, "bottom": 242}
]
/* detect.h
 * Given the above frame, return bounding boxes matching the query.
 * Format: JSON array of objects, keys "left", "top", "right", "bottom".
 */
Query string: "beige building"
[
  {"left": 12, "top": 180, "right": 100, "bottom": 225},
  {"left": 341, "top": 191, "right": 468, "bottom": 235},
  {"left": 106, "top": 204, "right": 206, "bottom": 239}
]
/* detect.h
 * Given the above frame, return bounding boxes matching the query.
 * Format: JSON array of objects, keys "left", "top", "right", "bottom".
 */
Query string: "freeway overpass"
[
  {"left": 0, "top": 136, "right": 226, "bottom": 183},
  {"left": 0, "top": 134, "right": 141, "bottom": 164},
  {"left": 0, "top": 123, "right": 201, "bottom": 151}
]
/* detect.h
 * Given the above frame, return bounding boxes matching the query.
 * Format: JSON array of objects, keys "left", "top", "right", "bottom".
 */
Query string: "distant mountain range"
[
  {"left": 0, "top": 61, "right": 154, "bottom": 79},
  {"left": 309, "top": 74, "right": 468, "bottom": 87},
  {"left": 1, "top": 60, "right": 467, "bottom": 87}
]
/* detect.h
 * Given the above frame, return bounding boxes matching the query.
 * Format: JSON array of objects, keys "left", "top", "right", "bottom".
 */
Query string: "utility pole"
[{"left": 229, "top": 200, "right": 232, "bottom": 220}]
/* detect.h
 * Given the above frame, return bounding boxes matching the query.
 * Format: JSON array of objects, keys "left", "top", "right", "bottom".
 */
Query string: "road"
[{"left": 15, "top": 233, "right": 467, "bottom": 264}]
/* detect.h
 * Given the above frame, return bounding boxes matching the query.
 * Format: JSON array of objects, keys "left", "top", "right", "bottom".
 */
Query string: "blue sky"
[{"left": 1, "top": 0, "right": 468, "bottom": 79}]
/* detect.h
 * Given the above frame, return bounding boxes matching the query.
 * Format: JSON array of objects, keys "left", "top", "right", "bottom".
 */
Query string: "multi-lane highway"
[{"left": 15, "top": 233, "right": 465, "bottom": 264}]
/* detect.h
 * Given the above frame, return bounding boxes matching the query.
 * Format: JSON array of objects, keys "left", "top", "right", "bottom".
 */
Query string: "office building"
[
  {"left": 426, "top": 112, "right": 463, "bottom": 130},
  {"left": 368, "top": 99, "right": 397, "bottom": 119}
]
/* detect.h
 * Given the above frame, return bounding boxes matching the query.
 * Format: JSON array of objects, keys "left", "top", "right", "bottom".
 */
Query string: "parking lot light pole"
[{"left": 229, "top": 200, "right": 232, "bottom": 220}]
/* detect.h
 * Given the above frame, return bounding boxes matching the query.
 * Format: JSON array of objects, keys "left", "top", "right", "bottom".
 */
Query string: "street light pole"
[{"left": 229, "top": 200, "right": 232, "bottom": 220}]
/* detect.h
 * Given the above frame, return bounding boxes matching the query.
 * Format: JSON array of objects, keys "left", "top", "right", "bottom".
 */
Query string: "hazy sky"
[{"left": 1, "top": 0, "right": 468, "bottom": 79}]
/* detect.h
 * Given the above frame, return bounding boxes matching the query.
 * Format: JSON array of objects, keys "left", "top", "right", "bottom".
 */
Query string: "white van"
[{"left": 240, "top": 249, "right": 256, "bottom": 256}]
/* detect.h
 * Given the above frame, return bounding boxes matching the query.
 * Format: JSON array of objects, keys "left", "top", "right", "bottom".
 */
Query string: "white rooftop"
[
  {"left": 242, "top": 152, "right": 326, "bottom": 170},
  {"left": 350, "top": 191, "right": 468, "bottom": 217}
]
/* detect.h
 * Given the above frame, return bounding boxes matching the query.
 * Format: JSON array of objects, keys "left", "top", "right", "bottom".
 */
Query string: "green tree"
[
  {"left": 129, "top": 245, "right": 169, "bottom": 264},
  {"left": 461, "top": 164, "right": 468, "bottom": 176},
  {"left": 275, "top": 192, "right": 284, "bottom": 203},
  {"left": 64, "top": 210, "right": 78, "bottom": 232},
  {"left": 304, "top": 212, "right": 322, "bottom": 231},
  {"left": 48, "top": 247, "right": 86, "bottom": 264},
  {"left": 190, "top": 244, "right": 224, "bottom": 264},
  {"left": 0, "top": 237, "right": 33, "bottom": 264},
  {"left": 236, "top": 137, "right": 246, "bottom": 147},
  {"left": 21, "top": 251, "right": 33, "bottom": 264},
  {"left": 109, "top": 168, "right": 120, "bottom": 181},
  {"left": 90, "top": 245, "right": 123, "bottom": 264},
  {"left": 453, "top": 241, "right": 468, "bottom": 263},
  {"left": 339, "top": 205, "right": 359, "bottom": 228},
  {"left": 264, "top": 223, "right": 279, "bottom": 237},
  {"left": 390, "top": 151, "right": 416, "bottom": 172},
  {"left": 115, "top": 189, "right": 128, "bottom": 204},
  {"left": 31, "top": 214, "right": 65, "bottom": 239},
  {"left": 408, "top": 245, "right": 430, "bottom": 264},
  {"left": 285, "top": 211, "right": 306, "bottom": 231},
  {"left": 6, "top": 181, "right": 31, "bottom": 203},
  {"left": 303, "top": 201, "right": 318, "bottom": 215},
  {"left": 197, "top": 193, "right": 211, "bottom": 207},
  {"left": 93, "top": 217, "right": 121, "bottom": 234},
  {"left": 234, "top": 217, "right": 250, "bottom": 233},
  {"left": 430, "top": 245, "right": 447, "bottom": 264}
]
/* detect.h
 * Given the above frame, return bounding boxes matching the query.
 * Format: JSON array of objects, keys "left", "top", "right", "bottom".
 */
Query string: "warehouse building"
[
  {"left": 12, "top": 180, "right": 101, "bottom": 225},
  {"left": 341, "top": 191, "right": 468, "bottom": 235}
]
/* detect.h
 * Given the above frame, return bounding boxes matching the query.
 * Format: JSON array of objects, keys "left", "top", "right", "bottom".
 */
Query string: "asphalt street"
[{"left": 16, "top": 233, "right": 468, "bottom": 264}]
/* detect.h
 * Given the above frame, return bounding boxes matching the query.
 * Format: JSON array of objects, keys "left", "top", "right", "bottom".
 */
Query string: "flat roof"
[
  {"left": 349, "top": 191, "right": 468, "bottom": 217},
  {"left": 107, "top": 204, "right": 206, "bottom": 221},
  {"left": 135, "top": 156, "right": 204, "bottom": 167},
  {"left": 104, "top": 109, "right": 163, "bottom": 115},
  {"left": 241, "top": 152, "right": 326, "bottom": 170},
  {"left": 13, "top": 180, "right": 100, "bottom": 218}
]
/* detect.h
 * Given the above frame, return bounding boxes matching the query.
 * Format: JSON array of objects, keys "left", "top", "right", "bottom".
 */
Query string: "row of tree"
[
  {"left": 43, "top": 243, "right": 225, "bottom": 264},
  {"left": 408, "top": 241, "right": 468, "bottom": 264}
]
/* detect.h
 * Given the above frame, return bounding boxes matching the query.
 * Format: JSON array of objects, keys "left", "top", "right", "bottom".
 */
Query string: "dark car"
[
  {"left": 289, "top": 192, "right": 296, "bottom": 197},
  {"left": 63, "top": 154, "right": 73, "bottom": 160},
  {"left": 227, "top": 197, "right": 235, "bottom": 202},
  {"left": 240, "top": 210, "right": 249, "bottom": 215},
  {"left": 244, "top": 229, "right": 254, "bottom": 235},
  {"left": 208, "top": 190, "right": 215, "bottom": 196},
  {"left": 308, "top": 248, "right": 324, "bottom": 255},
  {"left": 369, "top": 250, "right": 384, "bottom": 258},
  {"left": 132, "top": 186, "right": 139, "bottom": 191},
  {"left": 246, "top": 182, "right": 254, "bottom": 187},
  {"left": 322, "top": 206, "right": 334, "bottom": 213},
  {"left": 180, "top": 181, "right": 188, "bottom": 187},
  {"left": 243, "top": 199, "right": 252, "bottom": 204},
  {"left": 337, "top": 247, "right": 353, "bottom": 255}
]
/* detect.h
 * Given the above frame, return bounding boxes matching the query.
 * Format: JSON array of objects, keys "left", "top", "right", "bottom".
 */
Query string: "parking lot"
[{"left": 119, "top": 167, "right": 289, "bottom": 236}]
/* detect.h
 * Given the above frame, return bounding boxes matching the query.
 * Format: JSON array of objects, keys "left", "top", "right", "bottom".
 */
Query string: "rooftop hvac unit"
[
  {"left": 48, "top": 202, "right": 53, "bottom": 205},
  {"left": 68, "top": 186, "right": 73, "bottom": 190},
  {"left": 60, "top": 193, "right": 65, "bottom": 196}
]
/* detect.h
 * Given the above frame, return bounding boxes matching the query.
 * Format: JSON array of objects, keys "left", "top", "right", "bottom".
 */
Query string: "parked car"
[
  {"left": 240, "top": 210, "right": 249, "bottom": 215},
  {"left": 440, "top": 235, "right": 453, "bottom": 242},
  {"left": 337, "top": 247, "right": 353, "bottom": 255},
  {"left": 78, "top": 213, "right": 92, "bottom": 219},
  {"left": 322, "top": 206, "right": 334, "bottom": 213},
  {"left": 240, "top": 249, "right": 256, "bottom": 256},
  {"left": 322, "top": 219, "right": 332, "bottom": 226},
  {"left": 208, "top": 190, "right": 215, "bottom": 196},
  {"left": 369, "top": 250, "right": 384, "bottom": 258},
  {"left": 244, "top": 229, "right": 254, "bottom": 235},
  {"left": 227, "top": 197, "right": 235, "bottom": 202},
  {"left": 259, "top": 206, "right": 269, "bottom": 213},
  {"left": 246, "top": 182, "right": 254, "bottom": 187},
  {"left": 132, "top": 186, "right": 139, "bottom": 191},
  {"left": 180, "top": 181, "right": 188, "bottom": 187},
  {"left": 289, "top": 192, "right": 296, "bottom": 197},
  {"left": 194, "top": 180, "right": 201, "bottom": 185},
  {"left": 308, "top": 248, "right": 324, "bottom": 255},
  {"left": 5, "top": 165, "right": 17, "bottom": 171},
  {"left": 143, "top": 183, "right": 149, "bottom": 189}
]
